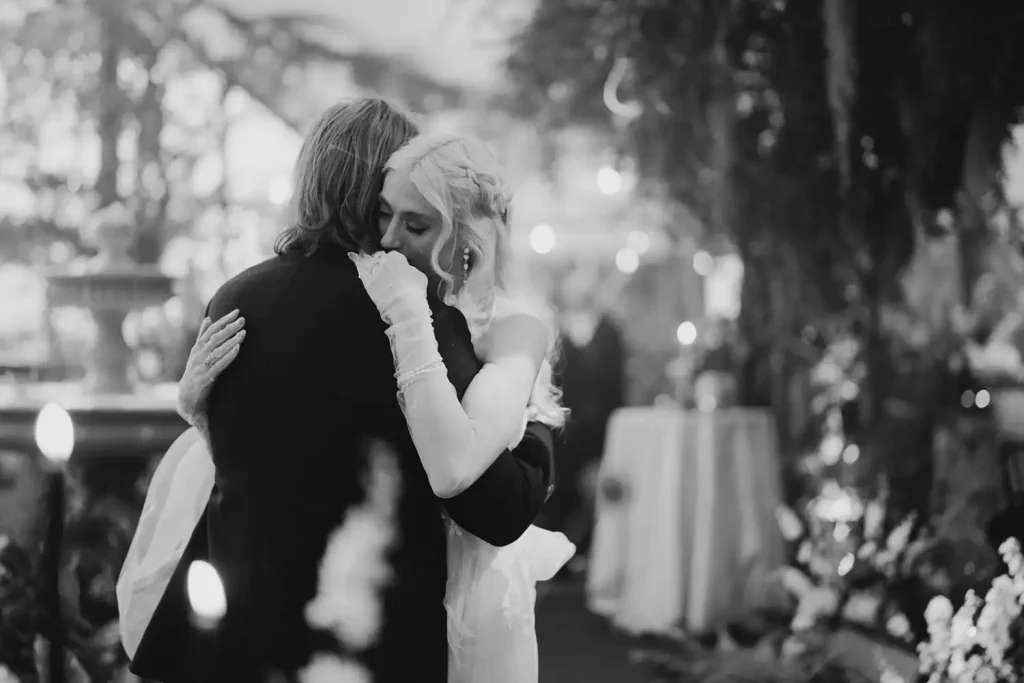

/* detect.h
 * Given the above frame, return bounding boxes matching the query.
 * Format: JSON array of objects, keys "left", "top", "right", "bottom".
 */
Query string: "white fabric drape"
[
  {"left": 117, "top": 428, "right": 213, "bottom": 659},
  {"left": 586, "top": 407, "right": 785, "bottom": 634}
]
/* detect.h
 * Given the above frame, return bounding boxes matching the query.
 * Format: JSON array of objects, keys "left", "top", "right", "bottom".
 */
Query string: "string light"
[
  {"left": 676, "top": 321, "right": 697, "bottom": 346},
  {"left": 975, "top": 389, "right": 991, "bottom": 408},
  {"left": 529, "top": 223, "right": 556, "bottom": 254},
  {"left": 820, "top": 434, "right": 844, "bottom": 465},
  {"left": 615, "top": 247, "right": 639, "bottom": 273},
  {"left": 597, "top": 166, "right": 623, "bottom": 196},
  {"left": 693, "top": 250, "right": 715, "bottom": 276}
]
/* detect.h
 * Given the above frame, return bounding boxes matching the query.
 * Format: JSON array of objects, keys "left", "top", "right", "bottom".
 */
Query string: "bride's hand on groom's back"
[{"left": 177, "top": 309, "right": 246, "bottom": 425}]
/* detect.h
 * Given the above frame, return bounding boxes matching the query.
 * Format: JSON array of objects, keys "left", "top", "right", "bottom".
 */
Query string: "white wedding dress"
[
  {"left": 442, "top": 380, "right": 573, "bottom": 682},
  {"left": 118, "top": 303, "right": 574, "bottom": 683},
  {"left": 442, "top": 295, "right": 575, "bottom": 682}
]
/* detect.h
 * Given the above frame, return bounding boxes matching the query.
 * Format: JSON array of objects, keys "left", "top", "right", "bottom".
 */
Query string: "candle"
[
  {"left": 187, "top": 560, "right": 226, "bottom": 628},
  {"left": 187, "top": 560, "right": 226, "bottom": 682}
]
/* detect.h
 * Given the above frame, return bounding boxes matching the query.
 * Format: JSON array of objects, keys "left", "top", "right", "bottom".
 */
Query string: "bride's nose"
[{"left": 381, "top": 218, "right": 401, "bottom": 250}]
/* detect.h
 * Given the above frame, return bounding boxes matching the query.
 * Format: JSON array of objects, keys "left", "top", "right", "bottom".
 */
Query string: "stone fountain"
[
  {"left": 0, "top": 204, "right": 195, "bottom": 672},
  {"left": 0, "top": 204, "right": 189, "bottom": 465}
]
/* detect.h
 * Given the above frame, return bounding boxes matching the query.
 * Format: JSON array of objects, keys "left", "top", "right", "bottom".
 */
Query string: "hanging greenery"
[{"left": 503, "top": 0, "right": 1024, "bottom": 521}]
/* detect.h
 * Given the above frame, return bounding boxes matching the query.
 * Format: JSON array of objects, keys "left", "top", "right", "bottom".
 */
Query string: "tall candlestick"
[
  {"left": 35, "top": 403, "right": 75, "bottom": 683},
  {"left": 43, "top": 469, "right": 66, "bottom": 683}
]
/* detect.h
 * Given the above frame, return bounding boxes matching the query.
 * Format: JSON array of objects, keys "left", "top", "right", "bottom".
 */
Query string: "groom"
[{"left": 129, "top": 99, "right": 555, "bottom": 683}]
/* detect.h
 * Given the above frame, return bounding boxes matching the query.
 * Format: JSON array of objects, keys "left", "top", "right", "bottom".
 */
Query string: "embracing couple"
[{"left": 116, "top": 98, "right": 574, "bottom": 683}]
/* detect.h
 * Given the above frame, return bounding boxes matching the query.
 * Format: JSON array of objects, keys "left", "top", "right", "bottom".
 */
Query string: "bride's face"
[{"left": 379, "top": 168, "right": 458, "bottom": 291}]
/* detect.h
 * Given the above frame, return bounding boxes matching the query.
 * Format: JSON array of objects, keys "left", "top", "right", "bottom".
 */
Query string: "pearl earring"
[{"left": 462, "top": 246, "right": 471, "bottom": 277}]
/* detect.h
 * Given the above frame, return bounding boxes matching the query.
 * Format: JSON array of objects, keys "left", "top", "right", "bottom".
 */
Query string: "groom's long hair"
[{"left": 274, "top": 98, "right": 418, "bottom": 256}]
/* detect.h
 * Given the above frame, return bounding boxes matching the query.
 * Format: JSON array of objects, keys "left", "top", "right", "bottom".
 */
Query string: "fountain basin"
[
  {"left": 0, "top": 382, "right": 187, "bottom": 461},
  {"left": 45, "top": 267, "right": 177, "bottom": 394},
  {"left": 46, "top": 269, "right": 174, "bottom": 310}
]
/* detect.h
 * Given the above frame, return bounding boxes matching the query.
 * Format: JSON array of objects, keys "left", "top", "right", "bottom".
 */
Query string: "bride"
[{"left": 122, "top": 131, "right": 574, "bottom": 682}]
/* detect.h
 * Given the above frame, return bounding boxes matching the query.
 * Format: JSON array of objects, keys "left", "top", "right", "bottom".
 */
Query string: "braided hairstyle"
[
  {"left": 385, "top": 133, "right": 513, "bottom": 306},
  {"left": 386, "top": 132, "right": 567, "bottom": 428}
]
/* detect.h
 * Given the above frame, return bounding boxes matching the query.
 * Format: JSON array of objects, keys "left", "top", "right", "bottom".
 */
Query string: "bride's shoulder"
[
  {"left": 479, "top": 295, "right": 554, "bottom": 362},
  {"left": 492, "top": 295, "right": 553, "bottom": 327}
]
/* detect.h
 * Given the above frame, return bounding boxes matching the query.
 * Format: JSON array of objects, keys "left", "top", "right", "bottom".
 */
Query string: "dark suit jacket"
[{"left": 130, "top": 243, "right": 554, "bottom": 683}]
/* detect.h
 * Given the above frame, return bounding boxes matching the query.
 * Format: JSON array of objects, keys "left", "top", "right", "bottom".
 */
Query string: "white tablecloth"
[{"left": 586, "top": 407, "right": 785, "bottom": 634}]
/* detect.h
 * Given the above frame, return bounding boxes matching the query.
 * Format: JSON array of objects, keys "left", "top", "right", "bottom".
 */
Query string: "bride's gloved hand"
[
  {"left": 350, "top": 250, "right": 442, "bottom": 386},
  {"left": 351, "top": 250, "right": 468, "bottom": 497},
  {"left": 349, "top": 250, "right": 431, "bottom": 324},
  {"left": 177, "top": 310, "right": 246, "bottom": 426}
]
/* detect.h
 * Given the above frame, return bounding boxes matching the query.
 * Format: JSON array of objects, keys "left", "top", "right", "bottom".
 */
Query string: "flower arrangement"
[
  {"left": 630, "top": 483, "right": 936, "bottom": 682},
  {"left": 61, "top": 487, "right": 140, "bottom": 681},
  {"left": 773, "top": 479, "right": 935, "bottom": 653},
  {"left": 891, "top": 537, "right": 1024, "bottom": 683},
  {"left": 771, "top": 329, "right": 960, "bottom": 652},
  {"left": 0, "top": 535, "right": 93, "bottom": 683},
  {"left": 299, "top": 440, "right": 402, "bottom": 683},
  {"left": 0, "top": 460, "right": 153, "bottom": 683},
  {"left": 0, "top": 536, "right": 38, "bottom": 683}
]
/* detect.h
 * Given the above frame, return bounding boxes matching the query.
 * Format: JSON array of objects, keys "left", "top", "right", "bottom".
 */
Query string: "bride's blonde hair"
[{"left": 386, "top": 132, "right": 567, "bottom": 429}]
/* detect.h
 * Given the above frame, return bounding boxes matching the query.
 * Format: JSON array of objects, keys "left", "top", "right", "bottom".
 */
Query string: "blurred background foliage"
[{"left": 502, "top": 0, "right": 1024, "bottom": 523}]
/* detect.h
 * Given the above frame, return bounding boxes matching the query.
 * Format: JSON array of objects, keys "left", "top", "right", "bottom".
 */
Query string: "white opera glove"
[
  {"left": 352, "top": 252, "right": 476, "bottom": 497},
  {"left": 350, "top": 251, "right": 432, "bottom": 325},
  {"left": 350, "top": 251, "right": 447, "bottom": 388}
]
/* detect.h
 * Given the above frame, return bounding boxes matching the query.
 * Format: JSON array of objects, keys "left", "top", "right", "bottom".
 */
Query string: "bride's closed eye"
[{"left": 379, "top": 204, "right": 425, "bottom": 233}]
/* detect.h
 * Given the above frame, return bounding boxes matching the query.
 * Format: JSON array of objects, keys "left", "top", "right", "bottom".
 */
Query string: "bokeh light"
[
  {"left": 268, "top": 176, "right": 291, "bottom": 206},
  {"left": 615, "top": 247, "right": 639, "bottom": 273},
  {"left": 187, "top": 560, "right": 227, "bottom": 623},
  {"left": 35, "top": 403, "right": 74, "bottom": 463},
  {"left": 693, "top": 250, "right": 715, "bottom": 276},
  {"left": 626, "top": 230, "right": 650, "bottom": 254},
  {"left": 676, "top": 321, "right": 697, "bottom": 346},
  {"left": 976, "top": 389, "right": 991, "bottom": 408},
  {"left": 596, "top": 166, "right": 622, "bottom": 196},
  {"left": 529, "top": 223, "right": 557, "bottom": 254}
]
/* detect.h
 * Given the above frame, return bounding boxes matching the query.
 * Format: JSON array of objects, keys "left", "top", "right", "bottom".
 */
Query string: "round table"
[{"left": 586, "top": 407, "right": 786, "bottom": 634}]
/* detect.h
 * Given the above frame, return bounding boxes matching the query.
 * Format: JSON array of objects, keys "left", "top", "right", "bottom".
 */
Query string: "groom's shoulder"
[
  {"left": 207, "top": 253, "right": 292, "bottom": 308},
  {"left": 207, "top": 247, "right": 365, "bottom": 315}
]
